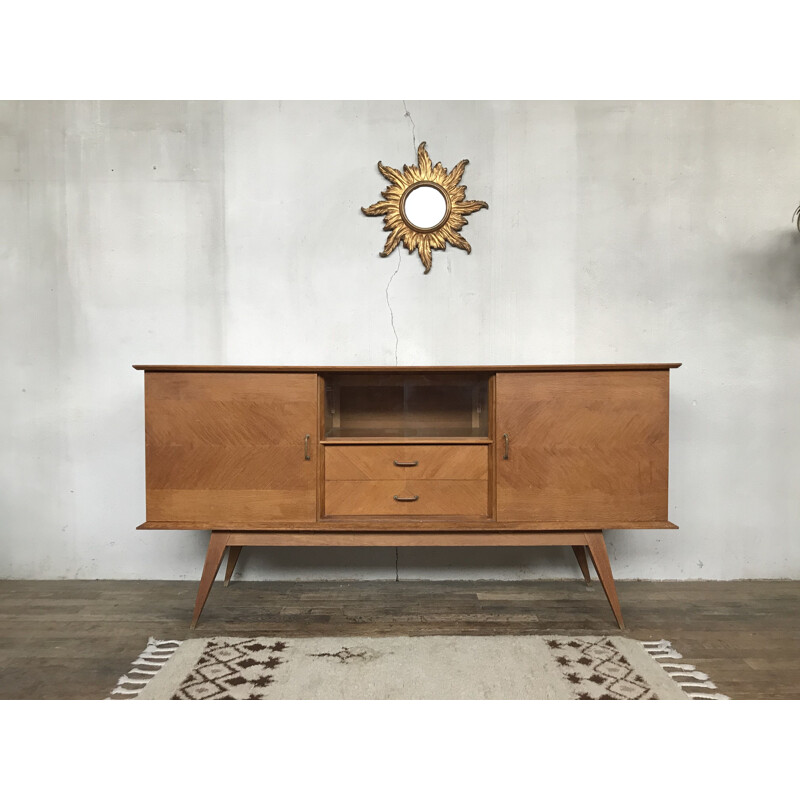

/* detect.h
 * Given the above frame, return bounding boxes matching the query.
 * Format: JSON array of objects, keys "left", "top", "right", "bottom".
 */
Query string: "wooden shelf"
[
  {"left": 134, "top": 363, "right": 682, "bottom": 373},
  {"left": 138, "top": 519, "right": 679, "bottom": 531},
  {"left": 321, "top": 437, "right": 493, "bottom": 445}
]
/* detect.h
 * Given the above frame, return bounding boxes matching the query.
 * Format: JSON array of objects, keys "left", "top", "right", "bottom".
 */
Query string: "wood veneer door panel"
[
  {"left": 145, "top": 372, "right": 317, "bottom": 525},
  {"left": 495, "top": 371, "right": 670, "bottom": 524}
]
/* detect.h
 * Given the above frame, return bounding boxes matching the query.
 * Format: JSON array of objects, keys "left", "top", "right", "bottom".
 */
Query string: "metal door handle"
[
  {"left": 304, "top": 434, "right": 311, "bottom": 460},
  {"left": 393, "top": 494, "right": 419, "bottom": 502},
  {"left": 503, "top": 433, "right": 510, "bottom": 460},
  {"left": 393, "top": 460, "right": 419, "bottom": 467}
]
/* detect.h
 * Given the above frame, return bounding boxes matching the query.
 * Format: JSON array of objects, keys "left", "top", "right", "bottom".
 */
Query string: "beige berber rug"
[{"left": 109, "top": 635, "right": 728, "bottom": 700}]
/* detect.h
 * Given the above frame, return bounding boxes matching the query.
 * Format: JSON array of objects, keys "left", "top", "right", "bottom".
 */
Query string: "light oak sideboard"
[{"left": 133, "top": 364, "right": 680, "bottom": 628}]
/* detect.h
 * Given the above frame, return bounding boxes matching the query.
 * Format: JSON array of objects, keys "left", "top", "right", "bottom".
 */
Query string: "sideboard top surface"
[{"left": 133, "top": 363, "right": 681, "bottom": 373}]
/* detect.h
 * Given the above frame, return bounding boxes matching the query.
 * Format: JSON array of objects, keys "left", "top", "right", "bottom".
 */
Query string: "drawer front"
[
  {"left": 325, "top": 445, "right": 488, "bottom": 481},
  {"left": 325, "top": 480, "right": 489, "bottom": 516}
]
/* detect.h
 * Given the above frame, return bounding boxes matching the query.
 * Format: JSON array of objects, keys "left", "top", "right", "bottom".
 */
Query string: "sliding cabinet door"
[
  {"left": 145, "top": 372, "right": 317, "bottom": 527},
  {"left": 495, "top": 371, "right": 670, "bottom": 526}
]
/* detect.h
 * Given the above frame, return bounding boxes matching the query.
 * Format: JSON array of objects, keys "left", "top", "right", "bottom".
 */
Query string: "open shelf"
[{"left": 323, "top": 372, "right": 490, "bottom": 440}]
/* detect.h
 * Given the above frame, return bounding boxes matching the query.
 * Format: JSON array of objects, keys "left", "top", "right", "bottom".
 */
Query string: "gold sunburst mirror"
[{"left": 361, "top": 141, "right": 488, "bottom": 274}]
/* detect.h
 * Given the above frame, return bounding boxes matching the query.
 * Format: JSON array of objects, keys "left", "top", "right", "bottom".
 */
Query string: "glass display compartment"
[{"left": 323, "top": 373, "right": 490, "bottom": 439}]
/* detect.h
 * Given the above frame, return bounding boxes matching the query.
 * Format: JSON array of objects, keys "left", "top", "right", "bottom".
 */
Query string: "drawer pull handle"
[
  {"left": 393, "top": 460, "right": 419, "bottom": 467},
  {"left": 503, "top": 433, "right": 510, "bottom": 460},
  {"left": 393, "top": 494, "right": 419, "bottom": 502},
  {"left": 304, "top": 434, "right": 311, "bottom": 460}
]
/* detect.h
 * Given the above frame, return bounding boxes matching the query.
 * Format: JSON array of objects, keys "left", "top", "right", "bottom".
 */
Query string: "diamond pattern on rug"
[
  {"left": 173, "top": 638, "right": 289, "bottom": 700},
  {"left": 546, "top": 636, "right": 658, "bottom": 700}
]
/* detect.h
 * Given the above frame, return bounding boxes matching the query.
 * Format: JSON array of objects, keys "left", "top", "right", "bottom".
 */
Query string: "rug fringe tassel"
[
  {"left": 669, "top": 680, "right": 718, "bottom": 689},
  {"left": 108, "top": 637, "right": 182, "bottom": 699},
  {"left": 661, "top": 666, "right": 712, "bottom": 681},
  {"left": 642, "top": 639, "right": 730, "bottom": 700},
  {"left": 642, "top": 640, "right": 683, "bottom": 660}
]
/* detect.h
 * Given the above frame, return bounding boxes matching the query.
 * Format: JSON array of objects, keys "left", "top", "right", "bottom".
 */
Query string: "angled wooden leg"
[
  {"left": 224, "top": 546, "right": 243, "bottom": 587},
  {"left": 191, "top": 532, "right": 229, "bottom": 629},
  {"left": 572, "top": 545, "right": 591, "bottom": 584},
  {"left": 584, "top": 532, "right": 625, "bottom": 630}
]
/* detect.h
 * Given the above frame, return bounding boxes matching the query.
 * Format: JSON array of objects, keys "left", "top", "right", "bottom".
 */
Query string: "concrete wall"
[{"left": 2, "top": 100, "right": 799, "bottom": 581}]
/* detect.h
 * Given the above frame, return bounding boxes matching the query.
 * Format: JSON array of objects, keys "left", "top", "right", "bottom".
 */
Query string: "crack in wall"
[
  {"left": 402, "top": 100, "right": 417, "bottom": 154},
  {"left": 385, "top": 250, "right": 401, "bottom": 366}
]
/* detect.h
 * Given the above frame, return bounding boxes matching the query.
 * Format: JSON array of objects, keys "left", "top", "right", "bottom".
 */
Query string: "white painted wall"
[{"left": 1, "top": 100, "right": 798, "bottom": 581}]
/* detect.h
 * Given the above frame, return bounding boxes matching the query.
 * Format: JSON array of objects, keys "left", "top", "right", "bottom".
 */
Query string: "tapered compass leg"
[
  {"left": 572, "top": 545, "right": 592, "bottom": 584},
  {"left": 224, "top": 546, "right": 243, "bottom": 587},
  {"left": 190, "top": 532, "right": 229, "bottom": 629},
  {"left": 584, "top": 532, "right": 625, "bottom": 629}
]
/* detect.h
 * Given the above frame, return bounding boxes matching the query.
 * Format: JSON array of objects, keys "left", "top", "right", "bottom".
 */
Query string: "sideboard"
[{"left": 133, "top": 364, "right": 680, "bottom": 628}]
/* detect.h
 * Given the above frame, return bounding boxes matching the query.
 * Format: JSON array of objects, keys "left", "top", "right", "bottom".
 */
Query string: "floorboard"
[{"left": 0, "top": 579, "right": 797, "bottom": 699}]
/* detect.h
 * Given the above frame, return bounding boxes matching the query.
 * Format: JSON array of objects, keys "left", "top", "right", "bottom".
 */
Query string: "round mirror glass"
[{"left": 402, "top": 185, "right": 448, "bottom": 230}]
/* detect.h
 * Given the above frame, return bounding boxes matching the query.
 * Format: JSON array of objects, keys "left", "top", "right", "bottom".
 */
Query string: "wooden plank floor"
[{"left": 0, "top": 578, "right": 797, "bottom": 699}]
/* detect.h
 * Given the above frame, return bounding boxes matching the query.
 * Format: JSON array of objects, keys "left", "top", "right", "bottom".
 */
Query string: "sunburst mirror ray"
[{"left": 361, "top": 141, "right": 488, "bottom": 274}]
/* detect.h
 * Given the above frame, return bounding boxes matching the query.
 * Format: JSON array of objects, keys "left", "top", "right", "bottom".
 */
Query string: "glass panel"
[{"left": 324, "top": 373, "right": 489, "bottom": 439}]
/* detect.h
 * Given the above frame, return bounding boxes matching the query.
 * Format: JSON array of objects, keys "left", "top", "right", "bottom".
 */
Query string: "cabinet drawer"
[
  {"left": 325, "top": 480, "right": 489, "bottom": 516},
  {"left": 324, "top": 445, "right": 488, "bottom": 481}
]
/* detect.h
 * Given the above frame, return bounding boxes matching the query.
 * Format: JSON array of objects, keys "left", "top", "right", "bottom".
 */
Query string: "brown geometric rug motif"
[{"left": 109, "top": 635, "right": 729, "bottom": 700}]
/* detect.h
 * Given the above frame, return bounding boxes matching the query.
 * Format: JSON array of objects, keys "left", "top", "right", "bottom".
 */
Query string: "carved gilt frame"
[{"left": 362, "top": 142, "right": 488, "bottom": 274}]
